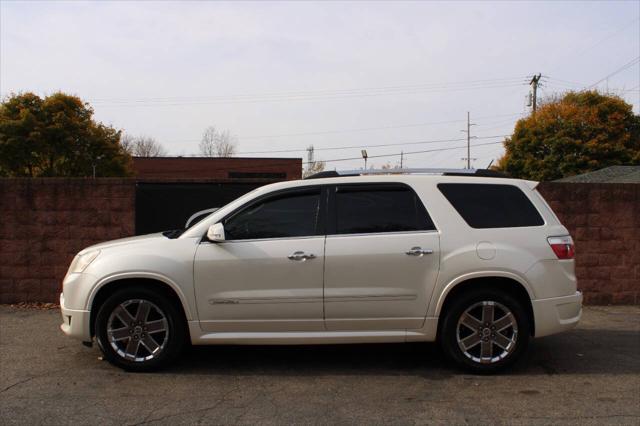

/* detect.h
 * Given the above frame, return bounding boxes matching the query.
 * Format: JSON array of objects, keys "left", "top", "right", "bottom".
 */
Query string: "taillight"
[{"left": 547, "top": 236, "right": 575, "bottom": 259}]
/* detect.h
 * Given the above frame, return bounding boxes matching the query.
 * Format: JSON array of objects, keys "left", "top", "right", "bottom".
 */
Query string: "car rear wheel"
[
  {"left": 95, "top": 287, "right": 186, "bottom": 372},
  {"left": 440, "top": 289, "right": 530, "bottom": 373}
]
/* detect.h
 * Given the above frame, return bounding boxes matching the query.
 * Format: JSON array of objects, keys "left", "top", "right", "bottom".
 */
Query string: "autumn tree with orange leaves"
[
  {"left": 496, "top": 91, "right": 640, "bottom": 181},
  {"left": 0, "top": 92, "right": 132, "bottom": 177}
]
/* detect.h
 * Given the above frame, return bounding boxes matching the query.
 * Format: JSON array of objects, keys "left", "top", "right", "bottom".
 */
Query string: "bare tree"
[
  {"left": 120, "top": 134, "right": 135, "bottom": 155},
  {"left": 199, "top": 126, "right": 237, "bottom": 157},
  {"left": 380, "top": 161, "right": 401, "bottom": 170},
  {"left": 120, "top": 134, "right": 167, "bottom": 157},
  {"left": 303, "top": 160, "right": 326, "bottom": 178}
]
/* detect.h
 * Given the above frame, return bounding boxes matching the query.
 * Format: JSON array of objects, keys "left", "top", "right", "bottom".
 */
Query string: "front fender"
[{"left": 87, "top": 271, "right": 194, "bottom": 320}]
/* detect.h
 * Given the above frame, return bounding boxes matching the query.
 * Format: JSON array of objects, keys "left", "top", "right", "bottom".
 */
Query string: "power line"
[
  {"left": 545, "top": 57, "right": 640, "bottom": 92},
  {"left": 546, "top": 16, "right": 640, "bottom": 75},
  {"left": 543, "top": 77, "right": 587, "bottom": 87},
  {"left": 475, "top": 115, "right": 525, "bottom": 132},
  {"left": 241, "top": 117, "right": 470, "bottom": 140},
  {"left": 621, "top": 84, "right": 640, "bottom": 95},
  {"left": 588, "top": 56, "right": 640, "bottom": 88},
  {"left": 91, "top": 83, "right": 527, "bottom": 107},
  {"left": 235, "top": 134, "right": 509, "bottom": 155},
  {"left": 163, "top": 112, "right": 522, "bottom": 144},
  {"left": 318, "top": 141, "right": 504, "bottom": 165},
  {"left": 90, "top": 76, "right": 528, "bottom": 103},
  {"left": 157, "top": 140, "right": 506, "bottom": 173},
  {"left": 89, "top": 79, "right": 529, "bottom": 107}
]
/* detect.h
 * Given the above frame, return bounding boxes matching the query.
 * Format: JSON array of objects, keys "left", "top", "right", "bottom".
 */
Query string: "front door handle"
[
  {"left": 406, "top": 247, "right": 433, "bottom": 256},
  {"left": 288, "top": 251, "right": 316, "bottom": 261}
]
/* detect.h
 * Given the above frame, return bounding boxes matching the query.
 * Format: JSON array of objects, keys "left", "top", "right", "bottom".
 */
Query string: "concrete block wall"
[
  {"left": 0, "top": 179, "right": 135, "bottom": 303},
  {"left": 0, "top": 179, "right": 638, "bottom": 304},
  {"left": 537, "top": 183, "right": 639, "bottom": 305}
]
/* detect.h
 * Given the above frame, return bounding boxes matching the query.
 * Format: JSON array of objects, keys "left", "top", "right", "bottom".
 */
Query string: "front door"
[
  {"left": 323, "top": 183, "right": 440, "bottom": 330},
  {"left": 194, "top": 187, "right": 326, "bottom": 332}
]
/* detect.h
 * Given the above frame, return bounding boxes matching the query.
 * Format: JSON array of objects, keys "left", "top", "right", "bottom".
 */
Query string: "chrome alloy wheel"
[
  {"left": 456, "top": 301, "right": 518, "bottom": 364},
  {"left": 106, "top": 299, "right": 169, "bottom": 362}
]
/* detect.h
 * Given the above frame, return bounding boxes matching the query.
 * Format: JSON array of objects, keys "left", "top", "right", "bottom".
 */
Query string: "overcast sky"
[{"left": 1, "top": 1, "right": 639, "bottom": 170}]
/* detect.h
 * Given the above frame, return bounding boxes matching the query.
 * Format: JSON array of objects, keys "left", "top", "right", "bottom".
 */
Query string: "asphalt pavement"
[{"left": 1, "top": 305, "right": 639, "bottom": 425}]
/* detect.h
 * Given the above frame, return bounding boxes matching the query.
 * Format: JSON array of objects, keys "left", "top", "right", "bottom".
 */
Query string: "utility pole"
[
  {"left": 530, "top": 73, "right": 542, "bottom": 113},
  {"left": 307, "top": 145, "right": 315, "bottom": 169},
  {"left": 303, "top": 145, "right": 315, "bottom": 177},
  {"left": 306, "top": 145, "right": 314, "bottom": 164},
  {"left": 460, "top": 112, "right": 476, "bottom": 169},
  {"left": 466, "top": 111, "right": 471, "bottom": 169},
  {"left": 400, "top": 151, "right": 404, "bottom": 168}
]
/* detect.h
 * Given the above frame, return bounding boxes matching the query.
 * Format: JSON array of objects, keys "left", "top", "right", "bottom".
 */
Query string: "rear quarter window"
[{"left": 437, "top": 183, "right": 544, "bottom": 228}]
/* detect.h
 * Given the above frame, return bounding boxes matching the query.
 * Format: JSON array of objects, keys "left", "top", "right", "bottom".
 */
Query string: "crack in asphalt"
[
  {"left": 0, "top": 376, "right": 38, "bottom": 394},
  {"left": 126, "top": 385, "right": 241, "bottom": 426}
]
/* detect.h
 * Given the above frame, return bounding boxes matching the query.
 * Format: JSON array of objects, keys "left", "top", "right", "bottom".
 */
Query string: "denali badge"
[{"left": 209, "top": 299, "right": 239, "bottom": 305}]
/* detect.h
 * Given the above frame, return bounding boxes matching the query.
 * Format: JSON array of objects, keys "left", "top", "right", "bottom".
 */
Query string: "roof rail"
[{"left": 304, "top": 168, "right": 508, "bottom": 179}]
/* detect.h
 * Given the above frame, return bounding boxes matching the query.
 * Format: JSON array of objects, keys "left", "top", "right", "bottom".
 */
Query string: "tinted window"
[
  {"left": 335, "top": 185, "right": 435, "bottom": 234},
  {"left": 224, "top": 189, "right": 321, "bottom": 240},
  {"left": 438, "top": 183, "right": 544, "bottom": 228}
]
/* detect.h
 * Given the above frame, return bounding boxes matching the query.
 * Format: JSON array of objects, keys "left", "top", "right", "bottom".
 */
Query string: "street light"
[
  {"left": 361, "top": 149, "right": 368, "bottom": 170},
  {"left": 92, "top": 155, "right": 104, "bottom": 178}
]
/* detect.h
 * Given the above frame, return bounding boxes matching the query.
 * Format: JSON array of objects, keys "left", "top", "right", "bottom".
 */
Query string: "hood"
[{"left": 79, "top": 233, "right": 166, "bottom": 254}]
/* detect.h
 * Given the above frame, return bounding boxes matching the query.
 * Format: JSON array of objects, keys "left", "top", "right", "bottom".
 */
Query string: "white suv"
[{"left": 60, "top": 173, "right": 582, "bottom": 373}]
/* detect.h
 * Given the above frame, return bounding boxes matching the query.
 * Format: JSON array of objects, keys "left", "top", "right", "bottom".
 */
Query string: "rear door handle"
[
  {"left": 288, "top": 251, "right": 316, "bottom": 261},
  {"left": 406, "top": 247, "right": 433, "bottom": 256}
]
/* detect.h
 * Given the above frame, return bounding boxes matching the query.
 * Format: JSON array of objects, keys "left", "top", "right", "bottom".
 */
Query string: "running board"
[{"left": 190, "top": 327, "right": 429, "bottom": 345}]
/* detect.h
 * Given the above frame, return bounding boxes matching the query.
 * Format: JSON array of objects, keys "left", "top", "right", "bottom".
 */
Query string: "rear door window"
[
  {"left": 334, "top": 184, "right": 435, "bottom": 234},
  {"left": 437, "top": 183, "right": 544, "bottom": 228}
]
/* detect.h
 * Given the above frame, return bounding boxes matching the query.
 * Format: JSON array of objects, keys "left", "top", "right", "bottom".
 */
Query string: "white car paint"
[{"left": 60, "top": 175, "right": 582, "bottom": 347}]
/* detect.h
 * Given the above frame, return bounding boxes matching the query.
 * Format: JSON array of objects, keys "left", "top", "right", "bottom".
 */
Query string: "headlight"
[{"left": 68, "top": 250, "right": 100, "bottom": 274}]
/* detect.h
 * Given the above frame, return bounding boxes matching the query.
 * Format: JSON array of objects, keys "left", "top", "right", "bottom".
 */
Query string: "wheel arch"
[
  {"left": 435, "top": 274, "right": 535, "bottom": 337},
  {"left": 88, "top": 274, "right": 192, "bottom": 338}
]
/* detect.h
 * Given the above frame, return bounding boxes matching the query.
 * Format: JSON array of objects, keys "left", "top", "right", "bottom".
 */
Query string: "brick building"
[{"left": 131, "top": 157, "right": 302, "bottom": 181}]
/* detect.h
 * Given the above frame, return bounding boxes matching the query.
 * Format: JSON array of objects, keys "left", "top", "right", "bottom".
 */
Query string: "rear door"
[{"left": 323, "top": 183, "right": 440, "bottom": 330}]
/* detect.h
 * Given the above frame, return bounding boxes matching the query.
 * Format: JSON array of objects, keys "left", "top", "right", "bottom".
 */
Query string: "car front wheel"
[
  {"left": 95, "top": 287, "right": 186, "bottom": 372},
  {"left": 440, "top": 289, "right": 530, "bottom": 373}
]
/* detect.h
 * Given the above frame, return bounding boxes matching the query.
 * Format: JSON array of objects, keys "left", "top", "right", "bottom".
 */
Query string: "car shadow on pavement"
[
  {"left": 515, "top": 328, "right": 640, "bottom": 376},
  {"left": 163, "top": 328, "right": 640, "bottom": 377},
  {"left": 168, "top": 341, "right": 455, "bottom": 379}
]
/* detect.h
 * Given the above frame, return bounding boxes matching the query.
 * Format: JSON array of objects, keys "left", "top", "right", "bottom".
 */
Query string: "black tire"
[
  {"left": 95, "top": 286, "right": 186, "bottom": 372},
  {"left": 439, "top": 288, "right": 530, "bottom": 374}
]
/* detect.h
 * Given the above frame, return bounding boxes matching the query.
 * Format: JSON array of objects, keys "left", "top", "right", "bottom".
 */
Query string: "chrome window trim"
[
  {"left": 326, "top": 230, "right": 439, "bottom": 238},
  {"left": 201, "top": 235, "right": 326, "bottom": 244},
  {"left": 201, "top": 230, "right": 439, "bottom": 244}
]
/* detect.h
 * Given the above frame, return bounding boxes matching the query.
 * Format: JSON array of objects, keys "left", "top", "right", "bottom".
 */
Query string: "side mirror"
[{"left": 207, "top": 223, "right": 225, "bottom": 242}]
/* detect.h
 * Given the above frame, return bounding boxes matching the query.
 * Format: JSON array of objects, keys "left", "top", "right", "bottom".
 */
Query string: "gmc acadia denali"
[{"left": 60, "top": 172, "right": 582, "bottom": 373}]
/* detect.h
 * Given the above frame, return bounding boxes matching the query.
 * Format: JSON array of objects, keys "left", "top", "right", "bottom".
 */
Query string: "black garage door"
[{"left": 135, "top": 182, "right": 264, "bottom": 235}]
